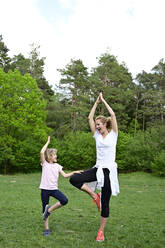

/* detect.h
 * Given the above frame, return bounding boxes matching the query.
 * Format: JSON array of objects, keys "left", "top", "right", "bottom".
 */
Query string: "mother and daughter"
[{"left": 39, "top": 92, "right": 120, "bottom": 242}]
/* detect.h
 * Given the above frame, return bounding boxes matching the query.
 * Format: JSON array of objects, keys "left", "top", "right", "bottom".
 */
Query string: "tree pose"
[
  {"left": 70, "top": 92, "right": 120, "bottom": 242},
  {"left": 39, "top": 136, "right": 81, "bottom": 236}
]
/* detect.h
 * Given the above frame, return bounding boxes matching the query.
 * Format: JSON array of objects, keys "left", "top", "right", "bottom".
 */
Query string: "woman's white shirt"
[
  {"left": 93, "top": 130, "right": 120, "bottom": 196},
  {"left": 94, "top": 130, "right": 117, "bottom": 168}
]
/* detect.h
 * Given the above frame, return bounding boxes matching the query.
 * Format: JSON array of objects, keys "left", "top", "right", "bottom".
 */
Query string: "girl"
[
  {"left": 70, "top": 92, "right": 120, "bottom": 242},
  {"left": 39, "top": 136, "right": 81, "bottom": 236}
]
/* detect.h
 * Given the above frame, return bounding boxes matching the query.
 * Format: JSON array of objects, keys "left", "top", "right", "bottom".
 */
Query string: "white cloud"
[{"left": 0, "top": 0, "right": 165, "bottom": 87}]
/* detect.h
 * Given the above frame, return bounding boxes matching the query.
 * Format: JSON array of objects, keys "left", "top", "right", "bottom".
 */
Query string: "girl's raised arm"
[{"left": 40, "top": 136, "right": 50, "bottom": 165}]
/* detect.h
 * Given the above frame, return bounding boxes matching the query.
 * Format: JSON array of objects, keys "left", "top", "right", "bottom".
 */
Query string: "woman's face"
[{"left": 95, "top": 119, "right": 106, "bottom": 134}]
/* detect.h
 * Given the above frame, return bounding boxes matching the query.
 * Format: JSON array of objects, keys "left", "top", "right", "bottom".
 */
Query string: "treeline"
[{"left": 0, "top": 35, "right": 165, "bottom": 176}]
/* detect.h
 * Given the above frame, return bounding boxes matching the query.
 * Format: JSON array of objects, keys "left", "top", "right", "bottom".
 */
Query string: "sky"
[{"left": 0, "top": 0, "right": 165, "bottom": 88}]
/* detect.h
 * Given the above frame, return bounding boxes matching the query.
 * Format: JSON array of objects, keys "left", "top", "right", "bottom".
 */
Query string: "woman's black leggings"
[{"left": 70, "top": 167, "right": 111, "bottom": 218}]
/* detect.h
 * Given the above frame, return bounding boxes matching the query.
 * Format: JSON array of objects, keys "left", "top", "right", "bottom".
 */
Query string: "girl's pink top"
[{"left": 39, "top": 160, "right": 63, "bottom": 190}]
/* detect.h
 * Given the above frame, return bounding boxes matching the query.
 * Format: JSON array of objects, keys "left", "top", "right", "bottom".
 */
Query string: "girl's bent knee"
[{"left": 61, "top": 197, "right": 68, "bottom": 206}]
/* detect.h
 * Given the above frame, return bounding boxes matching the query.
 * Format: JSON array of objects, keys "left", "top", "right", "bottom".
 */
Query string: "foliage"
[
  {"left": 14, "top": 138, "right": 42, "bottom": 173},
  {"left": 1, "top": 34, "right": 165, "bottom": 176},
  {"left": 117, "top": 126, "right": 165, "bottom": 174},
  {"left": 135, "top": 60, "right": 165, "bottom": 130},
  {"left": 10, "top": 53, "right": 31, "bottom": 75},
  {"left": 0, "top": 136, "right": 16, "bottom": 174},
  {"left": 125, "top": 131, "right": 156, "bottom": 172},
  {"left": 0, "top": 69, "right": 51, "bottom": 173},
  {"left": 0, "top": 36, "right": 54, "bottom": 101},
  {"left": 57, "top": 131, "right": 96, "bottom": 170},
  {"left": 28, "top": 44, "right": 54, "bottom": 99},
  {"left": 116, "top": 131, "right": 133, "bottom": 172},
  {"left": 46, "top": 94, "right": 73, "bottom": 138},
  {"left": 58, "top": 59, "right": 91, "bottom": 132},
  {"left": 39, "top": 128, "right": 164, "bottom": 176},
  {"left": 0, "top": 35, "right": 11, "bottom": 72},
  {"left": 151, "top": 151, "right": 165, "bottom": 176},
  {"left": 10, "top": 44, "right": 54, "bottom": 100},
  {"left": 90, "top": 52, "right": 135, "bottom": 131}
]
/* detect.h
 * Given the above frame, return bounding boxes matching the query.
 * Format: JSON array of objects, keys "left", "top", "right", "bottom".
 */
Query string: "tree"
[
  {"left": 152, "top": 59, "right": 165, "bottom": 123},
  {"left": 90, "top": 52, "right": 135, "bottom": 131},
  {"left": 0, "top": 35, "right": 11, "bottom": 72},
  {"left": 136, "top": 64, "right": 165, "bottom": 130},
  {"left": 58, "top": 59, "right": 90, "bottom": 132},
  {"left": 10, "top": 53, "right": 30, "bottom": 75},
  {"left": 28, "top": 43, "right": 54, "bottom": 99},
  {"left": 46, "top": 94, "right": 71, "bottom": 138},
  {"left": 10, "top": 44, "right": 54, "bottom": 100},
  {"left": 0, "top": 69, "right": 51, "bottom": 173}
]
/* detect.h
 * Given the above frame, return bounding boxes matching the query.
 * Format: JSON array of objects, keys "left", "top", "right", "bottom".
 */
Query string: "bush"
[
  {"left": 151, "top": 151, "right": 165, "bottom": 177},
  {"left": 57, "top": 131, "right": 96, "bottom": 170},
  {"left": 116, "top": 131, "right": 133, "bottom": 172},
  {"left": 126, "top": 131, "right": 157, "bottom": 172},
  {"left": 14, "top": 135, "right": 61, "bottom": 173},
  {"left": 0, "top": 135, "right": 17, "bottom": 174},
  {"left": 116, "top": 130, "right": 159, "bottom": 173},
  {"left": 14, "top": 138, "right": 41, "bottom": 173},
  {"left": 0, "top": 69, "right": 51, "bottom": 173},
  {"left": 57, "top": 130, "right": 160, "bottom": 173}
]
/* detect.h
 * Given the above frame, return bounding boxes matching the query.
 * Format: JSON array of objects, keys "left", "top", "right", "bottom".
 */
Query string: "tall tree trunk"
[
  {"left": 71, "top": 85, "right": 77, "bottom": 132},
  {"left": 134, "top": 91, "right": 139, "bottom": 136},
  {"left": 160, "top": 103, "right": 164, "bottom": 122},
  {"left": 142, "top": 101, "right": 146, "bottom": 131}
]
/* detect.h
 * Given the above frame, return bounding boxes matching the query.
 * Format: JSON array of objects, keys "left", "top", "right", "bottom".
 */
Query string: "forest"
[{"left": 0, "top": 34, "right": 165, "bottom": 175}]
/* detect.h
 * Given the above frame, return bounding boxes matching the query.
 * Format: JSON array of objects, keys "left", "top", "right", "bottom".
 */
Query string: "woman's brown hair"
[{"left": 95, "top": 115, "right": 112, "bottom": 131}]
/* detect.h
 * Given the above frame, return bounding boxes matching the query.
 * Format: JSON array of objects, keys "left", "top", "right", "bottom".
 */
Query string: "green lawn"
[{"left": 0, "top": 172, "right": 165, "bottom": 248}]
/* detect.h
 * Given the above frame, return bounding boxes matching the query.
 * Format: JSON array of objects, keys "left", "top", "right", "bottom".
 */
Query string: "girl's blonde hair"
[
  {"left": 95, "top": 115, "right": 112, "bottom": 131},
  {"left": 45, "top": 148, "right": 57, "bottom": 162}
]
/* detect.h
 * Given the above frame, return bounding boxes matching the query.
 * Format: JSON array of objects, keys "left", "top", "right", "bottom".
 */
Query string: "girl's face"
[
  {"left": 95, "top": 119, "right": 107, "bottom": 134},
  {"left": 50, "top": 152, "right": 57, "bottom": 163}
]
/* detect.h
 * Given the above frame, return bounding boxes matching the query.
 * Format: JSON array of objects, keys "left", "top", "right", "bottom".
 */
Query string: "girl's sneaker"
[
  {"left": 93, "top": 193, "right": 101, "bottom": 211},
  {"left": 43, "top": 229, "right": 50, "bottom": 236},
  {"left": 43, "top": 204, "right": 50, "bottom": 220},
  {"left": 96, "top": 230, "right": 104, "bottom": 242}
]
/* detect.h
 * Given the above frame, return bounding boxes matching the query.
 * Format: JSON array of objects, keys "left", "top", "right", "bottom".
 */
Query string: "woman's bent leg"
[{"left": 70, "top": 167, "right": 98, "bottom": 199}]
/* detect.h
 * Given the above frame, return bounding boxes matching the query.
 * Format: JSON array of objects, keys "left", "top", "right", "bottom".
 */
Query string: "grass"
[{"left": 0, "top": 172, "right": 165, "bottom": 248}]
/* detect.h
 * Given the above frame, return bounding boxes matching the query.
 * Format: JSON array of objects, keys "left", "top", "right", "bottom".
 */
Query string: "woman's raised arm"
[
  {"left": 88, "top": 94, "right": 101, "bottom": 134},
  {"left": 100, "top": 93, "right": 118, "bottom": 133}
]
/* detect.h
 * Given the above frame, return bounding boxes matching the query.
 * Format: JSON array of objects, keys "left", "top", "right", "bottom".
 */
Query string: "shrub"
[
  {"left": 117, "top": 130, "right": 159, "bottom": 173},
  {"left": 57, "top": 131, "right": 96, "bottom": 170},
  {"left": 14, "top": 138, "right": 41, "bottom": 173},
  {"left": 151, "top": 151, "right": 165, "bottom": 177},
  {"left": 0, "top": 138, "right": 16, "bottom": 174},
  {"left": 116, "top": 131, "right": 133, "bottom": 172},
  {"left": 126, "top": 131, "right": 157, "bottom": 172}
]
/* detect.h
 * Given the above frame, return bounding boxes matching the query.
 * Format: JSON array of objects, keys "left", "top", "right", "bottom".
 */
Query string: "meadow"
[{"left": 0, "top": 172, "right": 165, "bottom": 248}]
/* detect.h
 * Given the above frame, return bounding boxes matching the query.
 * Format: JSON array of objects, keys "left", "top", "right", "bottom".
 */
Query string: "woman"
[{"left": 70, "top": 92, "right": 119, "bottom": 242}]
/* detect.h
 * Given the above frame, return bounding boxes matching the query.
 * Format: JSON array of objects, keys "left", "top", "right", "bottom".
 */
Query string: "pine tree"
[{"left": 0, "top": 35, "right": 11, "bottom": 72}]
